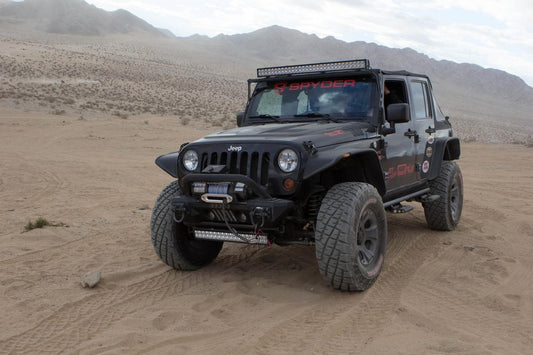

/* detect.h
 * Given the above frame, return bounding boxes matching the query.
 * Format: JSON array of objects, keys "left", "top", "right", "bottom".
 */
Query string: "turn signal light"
[{"left": 283, "top": 178, "right": 295, "bottom": 190}]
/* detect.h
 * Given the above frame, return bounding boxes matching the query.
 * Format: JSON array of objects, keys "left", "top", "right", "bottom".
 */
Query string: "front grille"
[{"left": 200, "top": 151, "right": 270, "bottom": 185}]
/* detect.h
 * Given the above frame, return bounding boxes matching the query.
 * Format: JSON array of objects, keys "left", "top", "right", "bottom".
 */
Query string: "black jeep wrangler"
[{"left": 151, "top": 59, "right": 462, "bottom": 291}]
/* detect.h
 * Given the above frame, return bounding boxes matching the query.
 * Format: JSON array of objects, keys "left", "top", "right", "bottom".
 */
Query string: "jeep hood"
[{"left": 194, "top": 121, "right": 375, "bottom": 148}]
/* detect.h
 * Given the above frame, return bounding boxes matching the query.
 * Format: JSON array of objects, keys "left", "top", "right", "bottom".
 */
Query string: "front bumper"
[
  {"left": 173, "top": 174, "right": 295, "bottom": 243},
  {"left": 173, "top": 195, "right": 294, "bottom": 229}
]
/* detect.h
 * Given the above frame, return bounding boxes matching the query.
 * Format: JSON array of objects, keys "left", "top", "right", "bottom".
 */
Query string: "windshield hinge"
[{"left": 303, "top": 141, "right": 318, "bottom": 155}]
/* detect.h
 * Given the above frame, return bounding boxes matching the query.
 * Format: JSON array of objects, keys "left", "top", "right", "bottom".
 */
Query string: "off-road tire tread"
[
  {"left": 423, "top": 161, "right": 463, "bottom": 231},
  {"left": 150, "top": 181, "right": 222, "bottom": 270},
  {"left": 315, "top": 182, "right": 386, "bottom": 291}
]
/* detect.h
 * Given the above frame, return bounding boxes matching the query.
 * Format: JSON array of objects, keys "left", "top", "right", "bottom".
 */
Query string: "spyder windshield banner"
[{"left": 274, "top": 80, "right": 357, "bottom": 94}]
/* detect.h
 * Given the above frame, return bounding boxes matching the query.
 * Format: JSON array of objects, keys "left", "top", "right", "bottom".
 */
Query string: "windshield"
[{"left": 247, "top": 76, "right": 376, "bottom": 123}]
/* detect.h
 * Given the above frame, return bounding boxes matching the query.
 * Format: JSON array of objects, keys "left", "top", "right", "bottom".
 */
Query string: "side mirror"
[
  {"left": 382, "top": 103, "right": 410, "bottom": 136},
  {"left": 386, "top": 103, "right": 410, "bottom": 124},
  {"left": 236, "top": 111, "right": 244, "bottom": 127}
]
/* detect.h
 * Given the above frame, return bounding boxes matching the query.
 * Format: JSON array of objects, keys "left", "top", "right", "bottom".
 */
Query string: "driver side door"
[{"left": 380, "top": 78, "right": 417, "bottom": 192}]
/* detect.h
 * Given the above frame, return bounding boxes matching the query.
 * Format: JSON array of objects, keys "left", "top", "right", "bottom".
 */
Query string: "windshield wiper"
[
  {"left": 294, "top": 112, "right": 329, "bottom": 118},
  {"left": 294, "top": 112, "right": 340, "bottom": 123},
  {"left": 248, "top": 114, "right": 281, "bottom": 122}
]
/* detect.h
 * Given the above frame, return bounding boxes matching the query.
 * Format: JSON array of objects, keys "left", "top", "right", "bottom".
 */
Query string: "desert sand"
[{"left": 1, "top": 109, "right": 532, "bottom": 354}]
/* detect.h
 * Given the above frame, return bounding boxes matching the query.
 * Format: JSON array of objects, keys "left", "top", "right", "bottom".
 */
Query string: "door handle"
[
  {"left": 404, "top": 129, "right": 420, "bottom": 143},
  {"left": 404, "top": 129, "right": 417, "bottom": 137}
]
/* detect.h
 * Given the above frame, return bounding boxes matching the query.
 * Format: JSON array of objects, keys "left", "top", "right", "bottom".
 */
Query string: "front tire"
[
  {"left": 423, "top": 161, "right": 463, "bottom": 231},
  {"left": 150, "top": 181, "right": 223, "bottom": 270},
  {"left": 315, "top": 182, "right": 387, "bottom": 291}
]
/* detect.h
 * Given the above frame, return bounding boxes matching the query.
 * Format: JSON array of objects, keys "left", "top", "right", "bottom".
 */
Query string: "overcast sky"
[{"left": 85, "top": 0, "right": 533, "bottom": 86}]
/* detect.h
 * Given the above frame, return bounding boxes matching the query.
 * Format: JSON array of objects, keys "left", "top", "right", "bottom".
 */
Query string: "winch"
[{"left": 191, "top": 181, "right": 247, "bottom": 202}]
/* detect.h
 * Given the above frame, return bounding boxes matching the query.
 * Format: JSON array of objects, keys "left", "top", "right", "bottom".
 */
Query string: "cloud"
[{"left": 411, "top": 0, "right": 533, "bottom": 30}]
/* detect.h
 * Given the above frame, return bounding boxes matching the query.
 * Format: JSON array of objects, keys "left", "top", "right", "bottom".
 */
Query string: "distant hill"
[
  {"left": 185, "top": 25, "right": 533, "bottom": 123},
  {"left": 157, "top": 28, "right": 176, "bottom": 38},
  {"left": 0, "top": 0, "right": 172, "bottom": 37},
  {"left": 222, "top": 26, "right": 533, "bottom": 98}
]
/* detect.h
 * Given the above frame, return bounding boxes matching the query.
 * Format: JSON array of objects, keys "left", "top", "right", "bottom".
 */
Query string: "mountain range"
[
  {"left": 1, "top": 0, "right": 531, "bottom": 141},
  {"left": 196, "top": 25, "right": 533, "bottom": 123}
]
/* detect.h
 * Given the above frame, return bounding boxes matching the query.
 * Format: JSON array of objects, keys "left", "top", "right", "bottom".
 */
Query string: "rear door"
[{"left": 408, "top": 78, "right": 435, "bottom": 181}]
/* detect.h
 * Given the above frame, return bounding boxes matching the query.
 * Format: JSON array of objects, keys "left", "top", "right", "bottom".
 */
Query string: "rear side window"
[
  {"left": 433, "top": 96, "right": 446, "bottom": 121},
  {"left": 410, "top": 81, "right": 432, "bottom": 119}
]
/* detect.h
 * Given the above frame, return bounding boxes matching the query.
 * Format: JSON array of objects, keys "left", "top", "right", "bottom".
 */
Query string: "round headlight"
[
  {"left": 278, "top": 148, "right": 298, "bottom": 173},
  {"left": 182, "top": 150, "right": 199, "bottom": 171}
]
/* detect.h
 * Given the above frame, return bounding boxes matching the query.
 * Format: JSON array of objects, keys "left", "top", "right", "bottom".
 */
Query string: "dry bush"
[
  {"left": 52, "top": 108, "right": 66, "bottom": 115},
  {"left": 526, "top": 136, "right": 533, "bottom": 148},
  {"left": 24, "top": 217, "right": 50, "bottom": 231}
]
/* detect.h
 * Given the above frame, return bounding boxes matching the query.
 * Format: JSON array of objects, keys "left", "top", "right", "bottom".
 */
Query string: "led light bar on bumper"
[
  {"left": 257, "top": 59, "right": 370, "bottom": 77},
  {"left": 194, "top": 229, "right": 269, "bottom": 245}
]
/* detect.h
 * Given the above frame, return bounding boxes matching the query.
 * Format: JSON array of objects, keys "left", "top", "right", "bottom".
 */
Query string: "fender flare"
[
  {"left": 303, "top": 147, "right": 386, "bottom": 196},
  {"left": 155, "top": 151, "right": 180, "bottom": 178},
  {"left": 428, "top": 137, "right": 461, "bottom": 180}
]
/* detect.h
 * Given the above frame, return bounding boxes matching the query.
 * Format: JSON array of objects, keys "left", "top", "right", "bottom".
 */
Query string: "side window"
[
  {"left": 433, "top": 96, "right": 446, "bottom": 121},
  {"left": 410, "top": 81, "right": 432, "bottom": 119},
  {"left": 384, "top": 79, "right": 408, "bottom": 121},
  {"left": 384, "top": 80, "right": 408, "bottom": 106}
]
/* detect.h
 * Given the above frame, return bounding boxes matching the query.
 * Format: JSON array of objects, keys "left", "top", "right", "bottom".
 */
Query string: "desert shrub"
[
  {"left": 52, "top": 109, "right": 66, "bottom": 115},
  {"left": 526, "top": 136, "right": 533, "bottom": 148},
  {"left": 462, "top": 136, "right": 477, "bottom": 143},
  {"left": 24, "top": 217, "right": 51, "bottom": 231},
  {"left": 112, "top": 111, "right": 128, "bottom": 119}
]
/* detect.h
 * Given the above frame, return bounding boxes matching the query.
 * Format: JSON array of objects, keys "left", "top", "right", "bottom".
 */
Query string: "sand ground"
[{"left": 1, "top": 110, "right": 532, "bottom": 354}]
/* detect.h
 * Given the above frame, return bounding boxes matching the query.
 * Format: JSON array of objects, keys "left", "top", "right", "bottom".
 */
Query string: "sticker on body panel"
[{"left": 422, "top": 160, "right": 430, "bottom": 174}]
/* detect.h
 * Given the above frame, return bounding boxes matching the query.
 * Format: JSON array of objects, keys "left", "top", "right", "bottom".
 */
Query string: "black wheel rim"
[
  {"left": 357, "top": 208, "right": 379, "bottom": 266},
  {"left": 449, "top": 174, "right": 461, "bottom": 222}
]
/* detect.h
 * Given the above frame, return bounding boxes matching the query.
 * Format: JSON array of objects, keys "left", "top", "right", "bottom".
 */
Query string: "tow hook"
[
  {"left": 173, "top": 204, "right": 186, "bottom": 223},
  {"left": 250, "top": 207, "right": 270, "bottom": 228}
]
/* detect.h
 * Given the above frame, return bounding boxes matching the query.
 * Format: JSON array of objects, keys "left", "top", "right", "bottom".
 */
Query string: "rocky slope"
[{"left": 0, "top": 0, "right": 171, "bottom": 37}]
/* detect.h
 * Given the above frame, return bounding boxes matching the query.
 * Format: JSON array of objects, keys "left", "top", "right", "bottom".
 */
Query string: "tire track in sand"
[
  {"left": 253, "top": 219, "right": 438, "bottom": 354},
  {"left": 0, "top": 247, "right": 263, "bottom": 354}
]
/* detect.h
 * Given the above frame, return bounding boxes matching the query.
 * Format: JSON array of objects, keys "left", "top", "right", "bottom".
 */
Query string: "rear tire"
[
  {"left": 150, "top": 181, "right": 223, "bottom": 270},
  {"left": 423, "top": 161, "right": 463, "bottom": 231},
  {"left": 315, "top": 182, "right": 387, "bottom": 291}
]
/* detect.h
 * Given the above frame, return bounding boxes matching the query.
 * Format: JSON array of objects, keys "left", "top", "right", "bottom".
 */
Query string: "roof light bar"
[{"left": 257, "top": 59, "right": 370, "bottom": 77}]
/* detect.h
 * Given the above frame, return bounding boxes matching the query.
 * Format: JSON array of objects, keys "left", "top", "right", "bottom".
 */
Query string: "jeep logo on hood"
[{"left": 227, "top": 145, "right": 243, "bottom": 152}]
